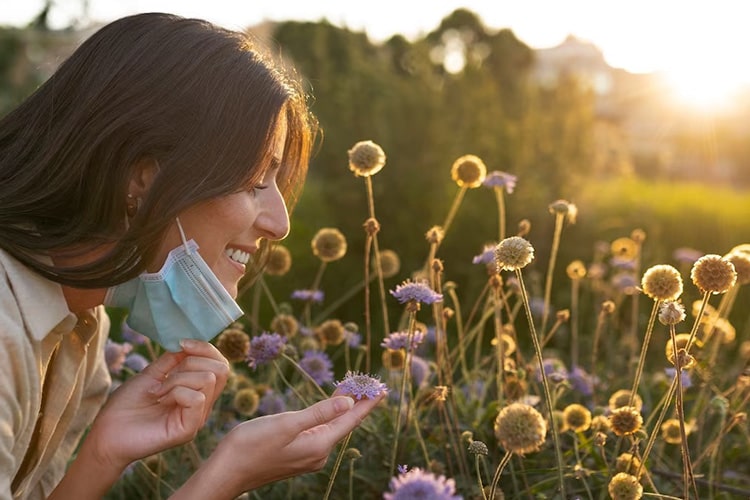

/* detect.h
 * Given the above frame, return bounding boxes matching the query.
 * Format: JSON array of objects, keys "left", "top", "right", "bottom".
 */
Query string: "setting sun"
[{"left": 658, "top": 61, "right": 750, "bottom": 112}]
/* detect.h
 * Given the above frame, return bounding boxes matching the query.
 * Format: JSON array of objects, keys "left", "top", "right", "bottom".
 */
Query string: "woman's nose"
[{"left": 256, "top": 188, "right": 290, "bottom": 241}]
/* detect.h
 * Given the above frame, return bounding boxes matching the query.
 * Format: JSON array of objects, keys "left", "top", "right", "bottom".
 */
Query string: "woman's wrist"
[
  {"left": 48, "top": 436, "right": 126, "bottom": 499},
  {"left": 170, "top": 436, "right": 249, "bottom": 500}
]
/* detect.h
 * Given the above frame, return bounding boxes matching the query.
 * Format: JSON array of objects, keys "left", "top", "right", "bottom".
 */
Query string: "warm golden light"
[{"left": 661, "top": 65, "right": 748, "bottom": 112}]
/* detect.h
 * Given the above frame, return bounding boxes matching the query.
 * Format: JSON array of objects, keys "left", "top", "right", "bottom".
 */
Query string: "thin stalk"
[
  {"left": 541, "top": 212, "right": 565, "bottom": 334},
  {"left": 628, "top": 300, "right": 660, "bottom": 408},
  {"left": 495, "top": 186, "right": 507, "bottom": 241},
  {"left": 273, "top": 359, "right": 312, "bottom": 407},
  {"left": 442, "top": 186, "right": 468, "bottom": 235},
  {"left": 488, "top": 451, "right": 513, "bottom": 500},
  {"left": 570, "top": 278, "right": 580, "bottom": 368},
  {"left": 323, "top": 431, "right": 352, "bottom": 500},
  {"left": 447, "top": 286, "right": 470, "bottom": 382},
  {"left": 362, "top": 232, "right": 374, "bottom": 373},
  {"left": 281, "top": 352, "right": 329, "bottom": 400},
  {"left": 389, "top": 310, "right": 417, "bottom": 476},
  {"left": 302, "top": 261, "right": 328, "bottom": 327},
  {"left": 515, "top": 268, "right": 567, "bottom": 498},
  {"left": 475, "top": 455, "right": 488, "bottom": 500}
]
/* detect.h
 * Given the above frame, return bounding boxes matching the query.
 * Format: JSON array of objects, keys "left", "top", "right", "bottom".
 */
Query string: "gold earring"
[{"left": 126, "top": 194, "right": 139, "bottom": 218}]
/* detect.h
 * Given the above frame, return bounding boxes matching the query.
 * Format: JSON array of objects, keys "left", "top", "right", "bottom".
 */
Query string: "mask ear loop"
[{"left": 175, "top": 217, "right": 193, "bottom": 253}]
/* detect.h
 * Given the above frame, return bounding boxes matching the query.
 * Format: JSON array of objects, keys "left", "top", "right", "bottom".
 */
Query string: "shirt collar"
[{"left": 0, "top": 248, "right": 76, "bottom": 341}]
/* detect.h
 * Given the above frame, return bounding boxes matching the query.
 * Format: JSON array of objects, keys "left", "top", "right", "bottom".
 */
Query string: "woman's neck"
[{"left": 61, "top": 285, "right": 107, "bottom": 313}]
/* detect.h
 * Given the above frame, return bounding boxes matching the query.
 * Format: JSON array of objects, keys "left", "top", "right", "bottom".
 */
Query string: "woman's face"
[{"left": 151, "top": 113, "right": 290, "bottom": 298}]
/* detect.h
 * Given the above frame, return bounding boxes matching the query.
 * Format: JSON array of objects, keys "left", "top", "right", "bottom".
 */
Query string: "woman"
[{"left": 0, "top": 12, "right": 384, "bottom": 499}]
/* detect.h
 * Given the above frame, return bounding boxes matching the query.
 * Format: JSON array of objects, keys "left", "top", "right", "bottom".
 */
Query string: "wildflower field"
[{"left": 105, "top": 142, "right": 750, "bottom": 500}]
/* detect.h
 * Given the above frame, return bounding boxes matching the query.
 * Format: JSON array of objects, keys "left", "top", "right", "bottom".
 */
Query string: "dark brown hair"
[{"left": 0, "top": 13, "right": 317, "bottom": 288}]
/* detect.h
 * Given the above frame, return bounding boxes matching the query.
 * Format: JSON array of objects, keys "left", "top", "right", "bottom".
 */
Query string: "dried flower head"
[
  {"left": 566, "top": 260, "right": 587, "bottom": 280},
  {"left": 591, "top": 414, "right": 612, "bottom": 434},
  {"left": 311, "top": 227, "right": 347, "bottom": 262},
  {"left": 363, "top": 217, "right": 381, "bottom": 235},
  {"left": 702, "top": 317, "right": 736, "bottom": 344},
  {"left": 665, "top": 333, "right": 697, "bottom": 364},
  {"left": 641, "top": 264, "right": 683, "bottom": 301},
  {"left": 270, "top": 313, "right": 299, "bottom": 338},
  {"left": 215, "top": 327, "right": 251, "bottom": 363},
  {"left": 493, "top": 402, "right": 547, "bottom": 455},
  {"left": 495, "top": 236, "right": 535, "bottom": 271},
  {"left": 608, "top": 472, "right": 643, "bottom": 500},
  {"left": 378, "top": 249, "right": 401, "bottom": 278},
  {"left": 246, "top": 332, "right": 287, "bottom": 369},
  {"left": 265, "top": 245, "right": 292, "bottom": 276},
  {"left": 425, "top": 225, "right": 445, "bottom": 245},
  {"left": 690, "top": 254, "right": 737, "bottom": 294},
  {"left": 348, "top": 140, "right": 386, "bottom": 177},
  {"left": 467, "top": 440, "right": 489, "bottom": 456},
  {"left": 491, "top": 332, "right": 517, "bottom": 356},
  {"left": 658, "top": 301, "right": 686, "bottom": 326},
  {"left": 335, "top": 371, "right": 388, "bottom": 400},
  {"left": 233, "top": 387, "right": 260, "bottom": 416},
  {"left": 483, "top": 170, "right": 517, "bottom": 193},
  {"left": 726, "top": 250, "right": 750, "bottom": 285},
  {"left": 562, "top": 403, "right": 593, "bottom": 433},
  {"left": 382, "top": 348, "right": 406, "bottom": 370},
  {"left": 549, "top": 199, "right": 577, "bottom": 223},
  {"left": 450, "top": 154, "right": 487, "bottom": 188},
  {"left": 613, "top": 453, "right": 642, "bottom": 479},
  {"left": 611, "top": 237, "right": 638, "bottom": 260},
  {"left": 660, "top": 418, "right": 684, "bottom": 444},
  {"left": 608, "top": 389, "right": 643, "bottom": 412},
  {"left": 384, "top": 467, "right": 461, "bottom": 500},
  {"left": 390, "top": 279, "right": 443, "bottom": 305},
  {"left": 609, "top": 406, "right": 643, "bottom": 436},
  {"left": 601, "top": 300, "right": 616, "bottom": 314},
  {"left": 315, "top": 319, "right": 346, "bottom": 346}
]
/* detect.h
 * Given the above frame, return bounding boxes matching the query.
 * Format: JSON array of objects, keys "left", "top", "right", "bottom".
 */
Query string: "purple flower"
[
  {"left": 105, "top": 340, "right": 133, "bottom": 376},
  {"left": 673, "top": 247, "right": 703, "bottom": 265},
  {"left": 384, "top": 467, "right": 462, "bottom": 500},
  {"left": 258, "top": 390, "right": 287, "bottom": 415},
  {"left": 390, "top": 279, "right": 443, "bottom": 305},
  {"left": 120, "top": 319, "right": 149, "bottom": 345},
  {"left": 483, "top": 170, "right": 517, "bottom": 194},
  {"left": 397, "top": 464, "right": 409, "bottom": 474},
  {"left": 569, "top": 365, "right": 596, "bottom": 396},
  {"left": 536, "top": 358, "right": 569, "bottom": 384},
  {"left": 291, "top": 289, "right": 324, "bottom": 303},
  {"left": 299, "top": 350, "right": 334, "bottom": 385},
  {"left": 346, "top": 331, "right": 362, "bottom": 348},
  {"left": 334, "top": 371, "right": 388, "bottom": 400},
  {"left": 472, "top": 244, "right": 497, "bottom": 265},
  {"left": 246, "top": 332, "right": 287, "bottom": 369},
  {"left": 410, "top": 355, "right": 431, "bottom": 387},
  {"left": 665, "top": 367, "right": 692, "bottom": 389},
  {"left": 124, "top": 352, "right": 150, "bottom": 373},
  {"left": 381, "top": 330, "right": 426, "bottom": 351}
]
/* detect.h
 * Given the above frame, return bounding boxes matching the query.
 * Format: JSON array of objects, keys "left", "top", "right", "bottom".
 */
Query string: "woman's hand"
[
  {"left": 84, "top": 339, "right": 230, "bottom": 472},
  {"left": 170, "top": 391, "right": 386, "bottom": 499}
]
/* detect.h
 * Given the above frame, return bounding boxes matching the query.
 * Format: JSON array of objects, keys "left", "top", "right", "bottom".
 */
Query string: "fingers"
[
  {"left": 287, "top": 397, "right": 355, "bottom": 434},
  {"left": 157, "top": 386, "right": 206, "bottom": 439},
  {"left": 325, "top": 393, "right": 387, "bottom": 443}
]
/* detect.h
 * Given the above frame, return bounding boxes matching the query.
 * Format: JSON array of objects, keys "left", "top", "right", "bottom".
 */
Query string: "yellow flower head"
[
  {"left": 609, "top": 406, "right": 643, "bottom": 436},
  {"left": 608, "top": 472, "right": 643, "bottom": 500},
  {"left": 608, "top": 389, "right": 643, "bottom": 412},
  {"left": 450, "top": 154, "right": 487, "bottom": 188},
  {"left": 566, "top": 260, "right": 587, "bottom": 280},
  {"left": 265, "top": 245, "right": 292, "bottom": 276},
  {"left": 611, "top": 237, "right": 638, "bottom": 260},
  {"left": 562, "top": 403, "right": 592, "bottom": 433},
  {"left": 215, "top": 326, "right": 250, "bottom": 363},
  {"left": 377, "top": 249, "right": 401, "bottom": 278},
  {"left": 726, "top": 250, "right": 750, "bottom": 285}
]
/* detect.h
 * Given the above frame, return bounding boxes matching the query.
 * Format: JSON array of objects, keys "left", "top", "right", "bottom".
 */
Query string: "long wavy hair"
[{"left": 0, "top": 12, "right": 317, "bottom": 288}]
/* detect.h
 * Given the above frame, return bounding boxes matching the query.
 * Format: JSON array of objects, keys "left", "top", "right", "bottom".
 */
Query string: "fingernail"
[
  {"left": 180, "top": 339, "right": 196, "bottom": 350},
  {"left": 334, "top": 397, "right": 355, "bottom": 413}
]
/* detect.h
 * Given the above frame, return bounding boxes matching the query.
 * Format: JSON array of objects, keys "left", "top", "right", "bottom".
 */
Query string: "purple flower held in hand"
[
  {"left": 246, "top": 332, "right": 287, "bottom": 369},
  {"left": 334, "top": 371, "right": 388, "bottom": 400},
  {"left": 390, "top": 279, "right": 443, "bottom": 305},
  {"left": 384, "top": 467, "right": 462, "bottom": 500},
  {"left": 299, "top": 350, "right": 334, "bottom": 385}
]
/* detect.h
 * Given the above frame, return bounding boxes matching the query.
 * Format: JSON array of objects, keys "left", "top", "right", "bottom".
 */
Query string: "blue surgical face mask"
[{"left": 104, "top": 218, "right": 244, "bottom": 351}]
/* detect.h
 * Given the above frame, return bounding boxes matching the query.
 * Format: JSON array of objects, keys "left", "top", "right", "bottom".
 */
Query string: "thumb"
[{"left": 289, "top": 397, "right": 355, "bottom": 433}]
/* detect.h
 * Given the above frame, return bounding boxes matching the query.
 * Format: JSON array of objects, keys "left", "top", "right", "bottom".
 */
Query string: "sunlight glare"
[{"left": 661, "top": 65, "right": 747, "bottom": 112}]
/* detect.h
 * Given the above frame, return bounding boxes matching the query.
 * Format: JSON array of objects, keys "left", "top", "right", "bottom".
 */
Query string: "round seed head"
[
  {"left": 608, "top": 389, "right": 643, "bottom": 412},
  {"left": 215, "top": 327, "right": 250, "bottom": 363},
  {"left": 233, "top": 387, "right": 260, "bottom": 416},
  {"left": 726, "top": 251, "right": 750, "bottom": 285},
  {"left": 378, "top": 249, "right": 401, "bottom": 278},
  {"left": 609, "top": 406, "right": 643, "bottom": 436},
  {"left": 467, "top": 440, "right": 489, "bottom": 456},
  {"left": 495, "top": 237, "right": 535, "bottom": 271},
  {"left": 348, "top": 140, "right": 386, "bottom": 177},
  {"left": 566, "top": 260, "right": 587, "bottom": 279},
  {"left": 641, "top": 264, "right": 683, "bottom": 301},
  {"left": 608, "top": 472, "right": 643, "bottom": 500},
  {"left": 611, "top": 237, "right": 638, "bottom": 260},
  {"left": 311, "top": 227, "right": 347, "bottom": 262},
  {"left": 615, "top": 452, "right": 643, "bottom": 478},
  {"left": 265, "top": 245, "right": 292, "bottom": 276},
  {"left": 494, "top": 402, "right": 547, "bottom": 454},
  {"left": 270, "top": 313, "right": 299, "bottom": 338},
  {"left": 660, "top": 418, "right": 683, "bottom": 444},
  {"left": 315, "top": 319, "right": 345, "bottom": 346},
  {"left": 562, "top": 403, "right": 593, "bottom": 433},
  {"left": 658, "top": 301, "right": 686, "bottom": 325},
  {"left": 450, "top": 154, "right": 487, "bottom": 188},
  {"left": 690, "top": 254, "right": 737, "bottom": 294}
]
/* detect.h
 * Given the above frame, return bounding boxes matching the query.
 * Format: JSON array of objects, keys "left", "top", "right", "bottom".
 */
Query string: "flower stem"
[
  {"left": 495, "top": 186, "right": 506, "bottom": 241},
  {"left": 281, "top": 352, "right": 329, "bottom": 400},
  {"left": 475, "top": 455, "right": 488, "bottom": 500},
  {"left": 389, "top": 311, "right": 416, "bottom": 476},
  {"left": 488, "top": 451, "right": 512, "bottom": 500},
  {"left": 628, "top": 300, "right": 660, "bottom": 407},
  {"left": 442, "top": 186, "right": 467, "bottom": 235},
  {"left": 323, "top": 431, "right": 352, "bottom": 500},
  {"left": 515, "top": 269, "right": 567, "bottom": 498},
  {"left": 541, "top": 212, "right": 564, "bottom": 334}
]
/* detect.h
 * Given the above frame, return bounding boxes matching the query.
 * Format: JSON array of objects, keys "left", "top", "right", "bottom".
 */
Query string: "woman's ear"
[{"left": 127, "top": 157, "right": 160, "bottom": 199}]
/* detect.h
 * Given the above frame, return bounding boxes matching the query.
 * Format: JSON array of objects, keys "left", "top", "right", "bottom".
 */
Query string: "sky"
[{"left": 3, "top": 0, "right": 750, "bottom": 102}]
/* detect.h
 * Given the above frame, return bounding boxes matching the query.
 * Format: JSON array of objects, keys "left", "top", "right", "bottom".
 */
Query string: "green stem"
[
  {"left": 475, "top": 455, "right": 488, "bottom": 500},
  {"left": 389, "top": 311, "right": 417, "bottom": 476},
  {"left": 628, "top": 300, "right": 660, "bottom": 407},
  {"left": 515, "top": 268, "right": 567, "bottom": 498},
  {"left": 488, "top": 451, "right": 512, "bottom": 500},
  {"left": 442, "top": 186, "right": 467, "bottom": 236},
  {"left": 541, "top": 212, "right": 564, "bottom": 334},
  {"left": 495, "top": 186, "right": 506, "bottom": 241},
  {"left": 323, "top": 432, "right": 353, "bottom": 500}
]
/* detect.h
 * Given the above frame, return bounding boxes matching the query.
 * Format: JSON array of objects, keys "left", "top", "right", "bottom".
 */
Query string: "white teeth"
[{"left": 225, "top": 247, "right": 250, "bottom": 265}]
